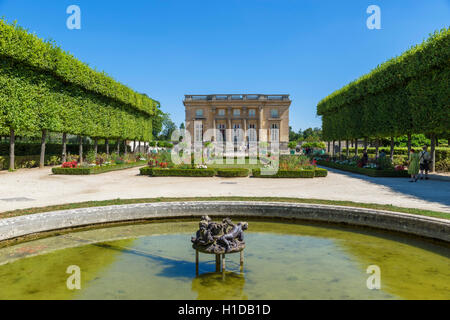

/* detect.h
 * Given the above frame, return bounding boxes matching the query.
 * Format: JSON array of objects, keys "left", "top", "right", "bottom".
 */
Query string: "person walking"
[
  {"left": 419, "top": 145, "right": 431, "bottom": 180},
  {"left": 408, "top": 148, "right": 420, "bottom": 182}
]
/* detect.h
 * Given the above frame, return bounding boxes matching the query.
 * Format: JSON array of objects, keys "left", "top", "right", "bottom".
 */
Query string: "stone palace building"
[{"left": 183, "top": 94, "right": 291, "bottom": 150}]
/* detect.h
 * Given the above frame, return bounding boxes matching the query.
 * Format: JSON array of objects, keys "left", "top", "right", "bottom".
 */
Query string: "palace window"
[
  {"left": 218, "top": 109, "right": 225, "bottom": 116},
  {"left": 233, "top": 109, "right": 241, "bottom": 116},
  {"left": 248, "top": 109, "right": 256, "bottom": 117},
  {"left": 270, "top": 123, "right": 279, "bottom": 142},
  {"left": 271, "top": 109, "right": 279, "bottom": 118},
  {"left": 248, "top": 124, "right": 257, "bottom": 142},
  {"left": 196, "top": 109, "right": 204, "bottom": 117},
  {"left": 194, "top": 122, "right": 203, "bottom": 142}
]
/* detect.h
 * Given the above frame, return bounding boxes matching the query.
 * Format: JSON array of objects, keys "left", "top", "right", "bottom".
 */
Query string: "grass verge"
[{"left": 1, "top": 197, "right": 448, "bottom": 220}]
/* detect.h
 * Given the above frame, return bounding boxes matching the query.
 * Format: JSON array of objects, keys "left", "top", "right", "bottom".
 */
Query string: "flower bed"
[
  {"left": 252, "top": 168, "right": 316, "bottom": 178},
  {"left": 215, "top": 168, "right": 249, "bottom": 177},
  {"left": 52, "top": 160, "right": 148, "bottom": 175},
  {"left": 316, "top": 160, "right": 409, "bottom": 177},
  {"left": 140, "top": 167, "right": 216, "bottom": 177}
]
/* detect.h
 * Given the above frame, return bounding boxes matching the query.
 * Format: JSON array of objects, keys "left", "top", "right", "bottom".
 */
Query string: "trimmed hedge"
[
  {"left": 342, "top": 147, "right": 449, "bottom": 159},
  {"left": 314, "top": 168, "right": 328, "bottom": 177},
  {"left": 0, "top": 19, "right": 156, "bottom": 116},
  {"left": 52, "top": 161, "right": 147, "bottom": 175},
  {"left": 140, "top": 167, "right": 216, "bottom": 177},
  {"left": 215, "top": 168, "right": 249, "bottom": 177},
  {"left": 317, "top": 160, "right": 409, "bottom": 177},
  {"left": 252, "top": 168, "right": 316, "bottom": 178},
  {"left": 317, "top": 28, "right": 450, "bottom": 140},
  {"left": 0, "top": 142, "right": 130, "bottom": 157}
]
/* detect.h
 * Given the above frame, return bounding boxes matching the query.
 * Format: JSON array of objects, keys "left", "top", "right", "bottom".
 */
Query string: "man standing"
[{"left": 419, "top": 145, "right": 432, "bottom": 180}]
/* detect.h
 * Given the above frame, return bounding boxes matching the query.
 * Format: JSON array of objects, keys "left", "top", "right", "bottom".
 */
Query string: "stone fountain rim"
[{"left": 0, "top": 201, "right": 449, "bottom": 243}]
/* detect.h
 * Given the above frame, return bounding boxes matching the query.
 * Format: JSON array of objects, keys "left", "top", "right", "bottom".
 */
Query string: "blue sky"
[{"left": 0, "top": 0, "right": 448, "bottom": 131}]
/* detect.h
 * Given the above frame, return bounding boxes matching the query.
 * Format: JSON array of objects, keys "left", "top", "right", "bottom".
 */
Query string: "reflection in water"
[
  {"left": 192, "top": 272, "right": 247, "bottom": 300},
  {"left": 0, "top": 220, "right": 448, "bottom": 300}
]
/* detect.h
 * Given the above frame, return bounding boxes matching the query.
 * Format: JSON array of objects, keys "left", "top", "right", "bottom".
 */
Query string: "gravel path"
[{"left": 0, "top": 166, "right": 449, "bottom": 213}]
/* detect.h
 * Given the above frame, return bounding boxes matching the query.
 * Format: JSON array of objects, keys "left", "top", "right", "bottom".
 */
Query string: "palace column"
[
  {"left": 212, "top": 107, "right": 216, "bottom": 141},
  {"left": 227, "top": 107, "right": 232, "bottom": 143},
  {"left": 259, "top": 106, "right": 264, "bottom": 142}
]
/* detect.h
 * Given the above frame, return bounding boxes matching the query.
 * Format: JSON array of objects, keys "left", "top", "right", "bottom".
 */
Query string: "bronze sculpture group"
[{"left": 191, "top": 216, "right": 248, "bottom": 254}]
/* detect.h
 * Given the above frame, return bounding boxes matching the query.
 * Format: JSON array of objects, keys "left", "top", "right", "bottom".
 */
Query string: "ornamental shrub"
[{"left": 215, "top": 168, "right": 249, "bottom": 177}]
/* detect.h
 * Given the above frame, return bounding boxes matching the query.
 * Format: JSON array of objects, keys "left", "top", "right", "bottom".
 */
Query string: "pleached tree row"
[
  {"left": 317, "top": 28, "right": 450, "bottom": 171},
  {"left": 0, "top": 19, "right": 159, "bottom": 170}
]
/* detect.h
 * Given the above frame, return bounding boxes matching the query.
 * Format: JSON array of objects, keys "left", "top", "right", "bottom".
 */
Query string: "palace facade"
[{"left": 183, "top": 94, "right": 291, "bottom": 149}]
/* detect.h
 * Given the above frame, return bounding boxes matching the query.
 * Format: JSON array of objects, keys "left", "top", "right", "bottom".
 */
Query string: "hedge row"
[
  {"left": 215, "top": 168, "right": 249, "bottom": 177},
  {"left": 0, "top": 57, "right": 153, "bottom": 140},
  {"left": 252, "top": 168, "right": 316, "bottom": 178},
  {"left": 0, "top": 19, "right": 156, "bottom": 116},
  {"left": 0, "top": 154, "right": 57, "bottom": 170},
  {"left": 52, "top": 160, "right": 147, "bottom": 175},
  {"left": 316, "top": 160, "right": 410, "bottom": 177},
  {"left": 140, "top": 167, "right": 216, "bottom": 177},
  {"left": 0, "top": 143, "right": 130, "bottom": 157},
  {"left": 341, "top": 147, "right": 449, "bottom": 161},
  {"left": 317, "top": 28, "right": 450, "bottom": 140},
  {"left": 314, "top": 167, "right": 328, "bottom": 177}
]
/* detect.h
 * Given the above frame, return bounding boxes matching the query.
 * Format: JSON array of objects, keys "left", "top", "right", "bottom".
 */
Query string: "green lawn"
[{"left": 1, "top": 197, "right": 448, "bottom": 220}]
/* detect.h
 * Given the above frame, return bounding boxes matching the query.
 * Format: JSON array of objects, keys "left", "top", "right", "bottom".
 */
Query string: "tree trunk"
[
  {"left": 430, "top": 134, "right": 436, "bottom": 173},
  {"left": 407, "top": 133, "right": 412, "bottom": 155},
  {"left": 327, "top": 141, "right": 331, "bottom": 155},
  {"left": 364, "top": 138, "right": 368, "bottom": 151},
  {"left": 116, "top": 139, "right": 120, "bottom": 154},
  {"left": 105, "top": 138, "right": 109, "bottom": 155},
  {"left": 124, "top": 140, "right": 128, "bottom": 155},
  {"left": 62, "top": 133, "right": 67, "bottom": 163},
  {"left": 94, "top": 138, "right": 98, "bottom": 157},
  {"left": 78, "top": 135, "right": 83, "bottom": 164},
  {"left": 332, "top": 140, "right": 335, "bottom": 157},
  {"left": 40, "top": 129, "right": 47, "bottom": 168},
  {"left": 138, "top": 141, "right": 141, "bottom": 154},
  {"left": 390, "top": 136, "right": 395, "bottom": 162},
  {"left": 346, "top": 140, "right": 349, "bottom": 158},
  {"left": 133, "top": 140, "right": 136, "bottom": 153},
  {"left": 375, "top": 138, "right": 379, "bottom": 159},
  {"left": 338, "top": 140, "right": 342, "bottom": 159},
  {"left": 355, "top": 139, "right": 359, "bottom": 157},
  {"left": 9, "top": 128, "right": 15, "bottom": 171}
]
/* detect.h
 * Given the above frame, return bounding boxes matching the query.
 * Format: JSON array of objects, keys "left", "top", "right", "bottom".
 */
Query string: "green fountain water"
[{"left": 0, "top": 220, "right": 448, "bottom": 300}]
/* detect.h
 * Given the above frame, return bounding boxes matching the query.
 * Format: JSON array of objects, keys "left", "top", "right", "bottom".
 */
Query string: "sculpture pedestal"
[{"left": 194, "top": 247, "right": 245, "bottom": 276}]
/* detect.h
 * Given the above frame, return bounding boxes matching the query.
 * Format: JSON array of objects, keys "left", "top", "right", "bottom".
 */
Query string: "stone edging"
[{"left": 0, "top": 201, "right": 449, "bottom": 242}]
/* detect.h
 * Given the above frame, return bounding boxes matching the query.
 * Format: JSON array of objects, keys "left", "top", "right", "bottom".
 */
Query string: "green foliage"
[
  {"left": 316, "top": 160, "right": 410, "bottom": 177},
  {"left": 215, "top": 168, "right": 249, "bottom": 177},
  {"left": 317, "top": 28, "right": 450, "bottom": 140},
  {"left": 314, "top": 168, "right": 328, "bottom": 177},
  {"left": 52, "top": 161, "right": 147, "bottom": 175},
  {"left": 0, "top": 19, "right": 157, "bottom": 116},
  {"left": 0, "top": 19, "right": 158, "bottom": 151},
  {"left": 140, "top": 167, "right": 216, "bottom": 177},
  {"left": 302, "top": 142, "right": 326, "bottom": 149},
  {"left": 252, "top": 168, "right": 316, "bottom": 178},
  {"left": 288, "top": 141, "right": 297, "bottom": 149},
  {"left": 0, "top": 142, "right": 130, "bottom": 156},
  {"left": 46, "top": 156, "right": 61, "bottom": 166}
]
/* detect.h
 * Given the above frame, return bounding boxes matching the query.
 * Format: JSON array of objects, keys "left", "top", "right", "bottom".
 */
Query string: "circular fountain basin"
[{"left": 0, "top": 219, "right": 448, "bottom": 300}]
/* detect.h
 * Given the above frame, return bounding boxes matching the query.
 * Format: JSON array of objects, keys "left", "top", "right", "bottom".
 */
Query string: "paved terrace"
[{"left": 0, "top": 166, "right": 449, "bottom": 213}]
